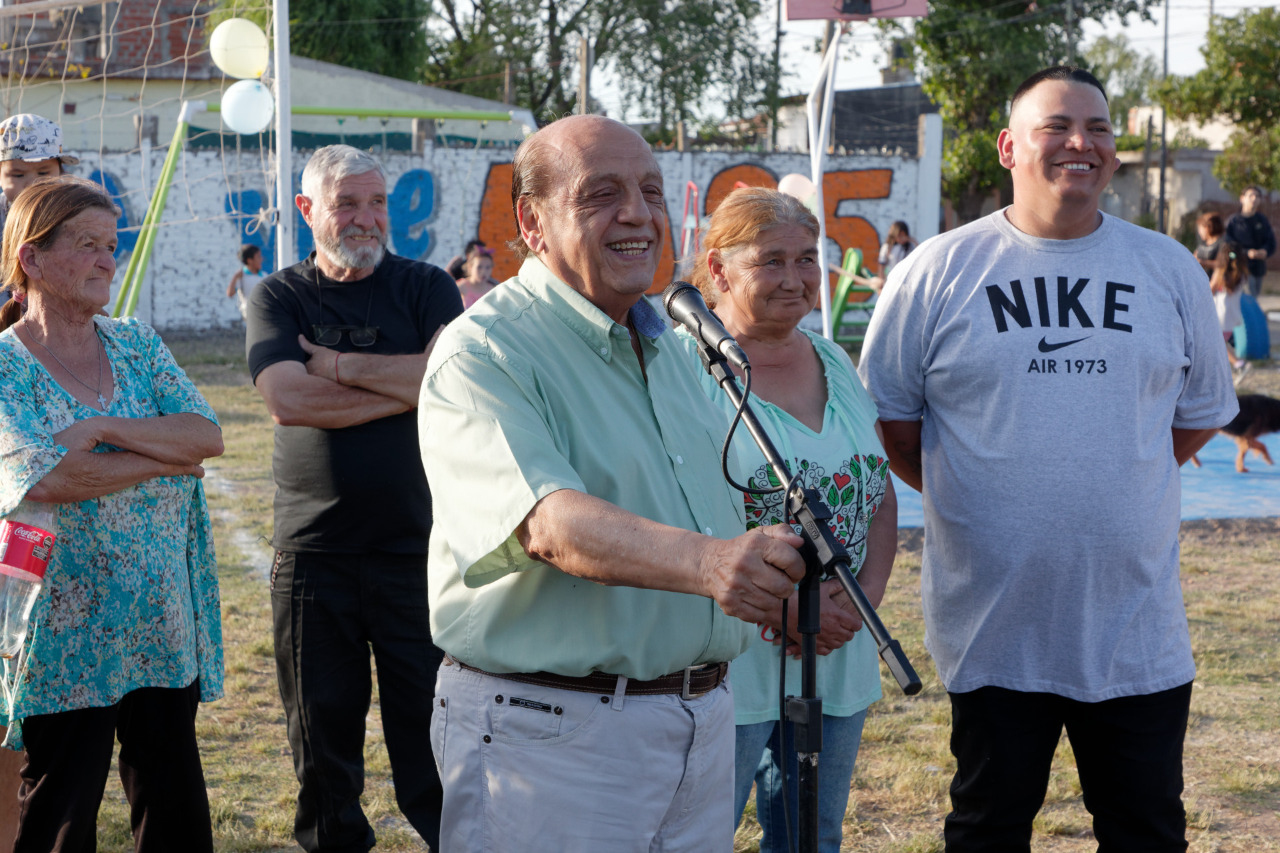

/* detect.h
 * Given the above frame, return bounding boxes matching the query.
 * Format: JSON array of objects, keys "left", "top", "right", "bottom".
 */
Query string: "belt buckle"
[{"left": 681, "top": 665, "right": 705, "bottom": 700}]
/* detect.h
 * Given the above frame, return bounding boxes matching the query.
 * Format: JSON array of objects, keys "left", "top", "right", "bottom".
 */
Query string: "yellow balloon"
[{"left": 210, "top": 18, "right": 270, "bottom": 80}]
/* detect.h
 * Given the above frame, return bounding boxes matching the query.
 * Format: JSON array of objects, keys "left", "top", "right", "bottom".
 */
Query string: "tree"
[
  {"left": 882, "top": 0, "right": 1158, "bottom": 224},
  {"left": 422, "top": 0, "right": 770, "bottom": 133},
  {"left": 1083, "top": 33, "right": 1160, "bottom": 131},
  {"left": 1154, "top": 7, "right": 1280, "bottom": 194},
  {"left": 608, "top": 0, "right": 769, "bottom": 144},
  {"left": 213, "top": 0, "right": 430, "bottom": 83}
]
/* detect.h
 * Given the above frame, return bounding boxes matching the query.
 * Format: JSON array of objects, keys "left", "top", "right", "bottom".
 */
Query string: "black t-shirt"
[{"left": 246, "top": 252, "right": 464, "bottom": 553}]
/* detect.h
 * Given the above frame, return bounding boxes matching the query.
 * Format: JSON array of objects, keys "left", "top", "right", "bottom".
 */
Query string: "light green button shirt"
[{"left": 419, "top": 258, "right": 751, "bottom": 679}]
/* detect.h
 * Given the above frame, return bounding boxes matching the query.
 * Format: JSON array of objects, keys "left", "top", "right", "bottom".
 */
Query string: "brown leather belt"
[{"left": 444, "top": 655, "right": 728, "bottom": 700}]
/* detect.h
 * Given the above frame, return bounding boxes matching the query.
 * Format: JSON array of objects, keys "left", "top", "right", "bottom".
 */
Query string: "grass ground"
[{"left": 85, "top": 330, "right": 1280, "bottom": 852}]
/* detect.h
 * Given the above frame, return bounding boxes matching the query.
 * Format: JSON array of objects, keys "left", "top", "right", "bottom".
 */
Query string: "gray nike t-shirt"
[{"left": 859, "top": 209, "right": 1238, "bottom": 701}]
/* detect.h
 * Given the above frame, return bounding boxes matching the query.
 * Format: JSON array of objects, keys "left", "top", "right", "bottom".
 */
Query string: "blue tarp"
[{"left": 894, "top": 433, "right": 1279, "bottom": 529}]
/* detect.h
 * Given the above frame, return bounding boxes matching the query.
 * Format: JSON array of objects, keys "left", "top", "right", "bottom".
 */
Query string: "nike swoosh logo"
[{"left": 1038, "top": 336, "right": 1091, "bottom": 352}]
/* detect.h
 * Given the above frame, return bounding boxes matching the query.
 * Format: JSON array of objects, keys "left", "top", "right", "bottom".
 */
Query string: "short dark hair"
[
  {"left": 1010, "top": 66, "right": 1108, "bottom": 116},
  {"left": 1196, "top": 211, "right": 1223, "bottom": 238},
  {"left": 1244, "top": 185, "right": 1265, "bottom": 196},
  {"left": 238, "top": 243, "right": 261, "bottom": 265},
  {"left": 464, "top": 239, "right": 487, "bottom": 255}
]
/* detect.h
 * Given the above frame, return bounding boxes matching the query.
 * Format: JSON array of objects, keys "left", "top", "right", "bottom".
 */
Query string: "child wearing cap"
[{"left": 0, "top": 113, "right": 79, "bottom": 234}]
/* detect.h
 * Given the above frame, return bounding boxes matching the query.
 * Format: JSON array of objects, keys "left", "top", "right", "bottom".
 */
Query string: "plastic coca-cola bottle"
[{"left": 0, "top": 503, "right": 56, "bottom": 659}]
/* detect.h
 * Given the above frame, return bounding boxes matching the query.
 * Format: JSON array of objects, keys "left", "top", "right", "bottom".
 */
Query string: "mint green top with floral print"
[{"left": 0, "top": 316, "right": 223, "bottom": 749}]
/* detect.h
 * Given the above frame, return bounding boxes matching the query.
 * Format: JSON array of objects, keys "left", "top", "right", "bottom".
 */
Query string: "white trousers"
[{"left": 432, "top": 659, "right": 736, "bottom": 852}]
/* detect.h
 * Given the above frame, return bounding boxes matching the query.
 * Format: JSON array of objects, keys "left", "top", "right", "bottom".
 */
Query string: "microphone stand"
[{"left": 693, "top": 341, "right": 921, "bottom": 853}]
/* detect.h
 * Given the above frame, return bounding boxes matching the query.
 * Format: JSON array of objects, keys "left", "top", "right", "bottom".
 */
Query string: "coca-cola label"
[{"left": 0, "top": 520, "right": 56, "bottom": 580}]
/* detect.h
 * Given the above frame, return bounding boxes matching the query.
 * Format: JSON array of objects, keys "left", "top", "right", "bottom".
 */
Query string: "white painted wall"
[{"left": 91, "top": 143, "right": 933, "bottom": 330}]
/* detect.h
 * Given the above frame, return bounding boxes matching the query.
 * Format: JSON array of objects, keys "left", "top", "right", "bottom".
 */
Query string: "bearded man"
[{"left": 246, "top": 144, "right": 463, "bottom": 853}]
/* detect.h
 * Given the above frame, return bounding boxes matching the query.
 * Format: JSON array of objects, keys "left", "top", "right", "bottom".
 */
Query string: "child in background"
[
  {"left": 877, "top": 220, "right": 917, "bottom": 277},
  {"left": 1194, "top": 210, "right": 1224, "bottom": 275},
  {"left": 1211, "top": 240, "right": 1249, "bottom": 380},
  {"left": 226, "top": 243, "right": 265, "bottom": 321},
  {"left": 456, "top": 246, "right": 498, "bottom": 309},
  {"left": 0, "top": 114, "right": 78, "bottom": 234}
]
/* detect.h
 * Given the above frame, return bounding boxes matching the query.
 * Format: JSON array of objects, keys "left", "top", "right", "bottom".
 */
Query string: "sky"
[{"left": 596, "top": 0, "right": 1279, "bottom": 122}]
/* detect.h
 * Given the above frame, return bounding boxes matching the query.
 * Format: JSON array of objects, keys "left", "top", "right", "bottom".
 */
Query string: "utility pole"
[
  {"left": 1065, "top": 0, "right": 1075, "bottom": 65},
  {"left": 1158, "top": 0, "right": 1168, "bottom": 234},
  {"left": 770, "top": 0, "right": 782, "bottom": 151},
  {"left": 503, "top": 62, "right": 513, "bottom": 105},
  {"left": 577, "top": 35, "right": 593, "bottom": 115}
]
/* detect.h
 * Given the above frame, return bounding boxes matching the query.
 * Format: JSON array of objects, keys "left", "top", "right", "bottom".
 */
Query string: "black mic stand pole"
[{"left": 694, "top": 343, "right": 922, "bottom": 853}]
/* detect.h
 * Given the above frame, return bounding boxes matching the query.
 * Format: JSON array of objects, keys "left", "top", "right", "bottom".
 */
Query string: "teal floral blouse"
[{"left": 0, "top": 316, "right": 224, "bottom": 749}]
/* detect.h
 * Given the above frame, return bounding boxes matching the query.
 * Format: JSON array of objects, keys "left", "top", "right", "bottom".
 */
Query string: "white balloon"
[
  {"left": 210, "top": 18, "right": 270, "bottom": 80},
  {"left": 221, "top": 79, "right": 275, "bottom": 135},
  {"left": 778, "top": 172, "right": 821, "bottom": 213}
]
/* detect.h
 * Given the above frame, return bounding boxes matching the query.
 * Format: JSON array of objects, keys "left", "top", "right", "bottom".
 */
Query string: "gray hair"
[{"left": 300, "top": 145, "right": 387, "bottom": 200}]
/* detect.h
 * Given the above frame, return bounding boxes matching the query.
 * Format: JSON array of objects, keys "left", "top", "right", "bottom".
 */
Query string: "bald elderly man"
[{"left": 419, "top": 115, "right": 808, "bottom": 851}]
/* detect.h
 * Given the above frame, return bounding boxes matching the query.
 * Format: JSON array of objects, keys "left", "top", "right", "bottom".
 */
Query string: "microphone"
[{"left": 662, "top": 281, "right": 750, "bottom": 372}]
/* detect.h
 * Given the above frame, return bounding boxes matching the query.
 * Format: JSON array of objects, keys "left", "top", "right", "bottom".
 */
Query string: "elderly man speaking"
[{"left": 419, "top": 114, "right": 807, "bottom": 851}]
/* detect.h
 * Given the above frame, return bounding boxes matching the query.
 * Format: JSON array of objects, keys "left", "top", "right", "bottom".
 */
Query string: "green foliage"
[
  {"left": 883, "top": 0, "right": 1158, "bottom": 223},
  {"left": 609, "top": 0, "right": 768, "bottom": 138},
  {"left": 1155, "top": 7, "right": 1280, "bottom": 193},
  {"left": 212, "top": 0, "right": 430, "bottom": 82},
  {"left": 422, "top": 0, "right": 769, "bottom": 132},
  {"left": 1156, "top": 7, "right": 1280, "bottom": 131},
  {"left": 1083, "top": 33, "right": 1160, "bottom": 130},
  {"left": 1213, "top": 125, "right": 1280, "bottom": 197}
]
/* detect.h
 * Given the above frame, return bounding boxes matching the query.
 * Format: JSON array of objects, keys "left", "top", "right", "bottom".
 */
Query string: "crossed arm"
[
  {"left": 26, "top": 413, "right": 223, "bottom": 503},
  {"left": 254, "top": 329, "right": 443, "bottom": 429}
]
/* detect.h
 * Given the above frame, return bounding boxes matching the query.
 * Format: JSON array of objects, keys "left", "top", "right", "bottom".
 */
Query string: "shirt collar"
[{"left": 517, "top": 258, "right": 669, "bottom": 362}]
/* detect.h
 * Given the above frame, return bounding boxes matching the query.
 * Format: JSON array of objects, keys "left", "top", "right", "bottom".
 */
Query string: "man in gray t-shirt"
[{"left": 859, "top": 66, "right": 1238, "bottom": 852}]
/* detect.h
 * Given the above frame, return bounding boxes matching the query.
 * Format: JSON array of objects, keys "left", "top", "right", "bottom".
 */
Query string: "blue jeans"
[{"left": 733, "top": 710, "right": 868, "bottom": 853}]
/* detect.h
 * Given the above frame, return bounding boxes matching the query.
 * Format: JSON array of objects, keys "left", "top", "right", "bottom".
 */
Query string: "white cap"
[{"left": 0, "top": 114, "right": 79, "bottom": 166}]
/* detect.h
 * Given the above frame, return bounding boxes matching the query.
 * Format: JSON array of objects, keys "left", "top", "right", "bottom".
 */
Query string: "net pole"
[{"left": 273, "top": 0, "right": 295, "bottom": 269}]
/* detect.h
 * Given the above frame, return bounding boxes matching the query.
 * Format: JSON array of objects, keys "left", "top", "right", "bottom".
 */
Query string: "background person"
[
  {"left": 246, "top": 145, "right": 462, "bottom": 853},
  {"left": 0, "top": 176, "right": 224, "bottom": 852},
  {"left": 420, "top": 114, "right": 806, "bottom": 852},
  {"left": 455, "top": 246, "right": 497, "bottom": 308},
  {"left": 1194, "top": 210, "right": 1224, "bottom": 276},
  {"left": 1211, "top": 240, "right": 1249, "bottom": 377},
  {"left": 877, "top": 220, "right": 916, "bottom": 278},
  {"left": 858, "top": 66, "right": 1238, "bottom": 852},
  {"left": 0, "top": 114, "right": 77, "bottom": 237},
  {"left": 1224, "top": 185, "right": 1275, "bottom": 297},
  {"left": 680, "top": 186, "right": 897, "bottom": 853},
  {"left": 444, "top": 237, "right": 486, "bottom": 280},
  {"left": 226, "top": 243, "right": 265, "bottom": 321}
]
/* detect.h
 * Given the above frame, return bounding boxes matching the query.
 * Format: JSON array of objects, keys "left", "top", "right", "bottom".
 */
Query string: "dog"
[{"left": 1191, "top": 394, "right": 1280, "bottom": 473}]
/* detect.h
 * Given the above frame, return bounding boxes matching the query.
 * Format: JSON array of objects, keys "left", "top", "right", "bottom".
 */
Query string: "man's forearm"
[
  {"left": 256, "top": 361, "right": 411, "bottom": 428},
  {"left": 336, "top": 350, "right": 430, "bottom": 406},
  {"left": 879, "top": 420, "right": 924, "bottom": 492},
  {"left": 1172, "top": 427, "right": 1217, "bottom": 466}
]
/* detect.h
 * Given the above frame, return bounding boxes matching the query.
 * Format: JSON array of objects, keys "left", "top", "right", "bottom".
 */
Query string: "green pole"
[
  {"left": 205, "top": 104, "right": 513, "bottom": 122},
  {"left": 114, "top": 115, "right": 189, "bottom": 317}
]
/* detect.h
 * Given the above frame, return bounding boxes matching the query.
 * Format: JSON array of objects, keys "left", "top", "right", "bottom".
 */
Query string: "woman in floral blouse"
[
  {"left": 676, "top": 187, "right": 898, "bottom": 853},
  {"left": 0, "top": 177, "right": 224, "bottom": 852}
]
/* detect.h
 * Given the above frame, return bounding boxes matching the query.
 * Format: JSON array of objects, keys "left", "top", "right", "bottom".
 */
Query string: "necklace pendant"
[{"left": 97, "top": 393, "right": 108, "bottom": 410}]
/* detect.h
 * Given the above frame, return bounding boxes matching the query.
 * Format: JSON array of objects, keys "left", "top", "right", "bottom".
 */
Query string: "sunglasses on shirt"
[{"left": 311, "top": 324, "right": 380, "bottom": 347}]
